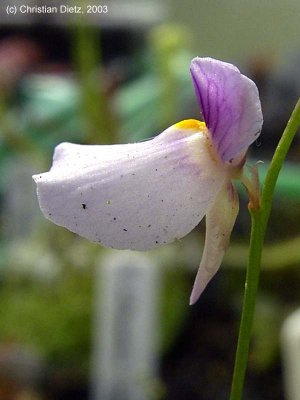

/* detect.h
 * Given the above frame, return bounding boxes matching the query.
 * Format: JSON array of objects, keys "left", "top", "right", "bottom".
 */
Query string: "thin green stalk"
[
  {"left": 229, "top": 208, "right": 263, "bottom": 399},
  {"left": 229, "top": 98, "right": 300, "bottom": 400},
  {"left": 261, "top": 98, "right": 300, "bottom": 220}
]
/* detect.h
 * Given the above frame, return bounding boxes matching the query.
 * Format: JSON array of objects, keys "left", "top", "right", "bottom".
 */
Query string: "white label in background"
[{"left": 91, "top": 250, "right": 159, "bottom": 400}]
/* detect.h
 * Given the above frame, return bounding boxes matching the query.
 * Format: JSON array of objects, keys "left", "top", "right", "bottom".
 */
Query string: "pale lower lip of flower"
[{"left": 33, "top": 121, "right": 227, "bottom": 251}]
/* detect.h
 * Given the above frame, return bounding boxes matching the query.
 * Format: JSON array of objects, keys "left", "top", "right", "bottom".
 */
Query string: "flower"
[{"left": 33, "top": 57, "right": 263, "bottom": 304}]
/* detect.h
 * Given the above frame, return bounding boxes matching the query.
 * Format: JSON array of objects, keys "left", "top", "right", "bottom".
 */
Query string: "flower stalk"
[{"left": 230, "top": 98, "right": 300, "bottom": 400}]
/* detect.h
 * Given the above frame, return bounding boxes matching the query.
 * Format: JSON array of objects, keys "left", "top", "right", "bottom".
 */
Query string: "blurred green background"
[{"left": 0, "top": 1, "right": 300, "bottom": 399}]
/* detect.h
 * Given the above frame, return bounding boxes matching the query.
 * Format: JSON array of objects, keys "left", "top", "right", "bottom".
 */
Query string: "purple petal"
[{"left": 190, "top": 57, "right": 263, "bottom": 162}]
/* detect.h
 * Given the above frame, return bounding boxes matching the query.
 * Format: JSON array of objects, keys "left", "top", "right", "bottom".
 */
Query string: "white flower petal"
[
  {"left": 33, "top": 121, "right": 227, "bottom": 251},
  {"left": 189, "top": 180, "right": 239, "bottom": 305}
]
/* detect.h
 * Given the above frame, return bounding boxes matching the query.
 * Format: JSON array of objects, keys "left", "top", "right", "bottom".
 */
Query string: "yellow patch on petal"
[{"left": 174, "top": 119, "right": 206, "bottom": 131}]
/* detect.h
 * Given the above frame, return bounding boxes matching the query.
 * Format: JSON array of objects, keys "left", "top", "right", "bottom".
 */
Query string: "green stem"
[
  {"left": 229, "top": 98, "right": 300, "bottom": 400},
  {"left": 261, "top": 99, "right": 300, "bottom": 220},
  {"left": 229, "top": 208, "right": 263, "bottom": 399}
]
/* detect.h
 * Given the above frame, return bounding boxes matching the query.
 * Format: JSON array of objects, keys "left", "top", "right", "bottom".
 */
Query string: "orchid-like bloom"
[{"left": 33, "top": 57, "right": 263, "bottom": 304}]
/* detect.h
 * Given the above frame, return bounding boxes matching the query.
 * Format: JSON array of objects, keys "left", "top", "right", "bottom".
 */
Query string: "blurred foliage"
[
  {"left": 149, "top": 24, "right": 191, "bottom": 127},
  {"left": 0, "top": 223, "right": 192, "bottom": 370},
  {"left": 159, "top": 262, "right": 191, "bottom": 352},
  {"left": 0, "top": 226, "right": 97, "bottom": 371},
  {"left": 0, "top": 272, "right": 92, "bottom": 369},
  {"left": 71, "top": 23, "right": 117, "bottom": 144},
  {"left": 250, "top": 296, "right": 284, "bottom": 372}
]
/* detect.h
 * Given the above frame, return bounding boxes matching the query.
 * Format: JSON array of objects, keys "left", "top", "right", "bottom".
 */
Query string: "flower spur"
[{"left": 33, "top": 57, "right": 263, "bottom": 304}]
